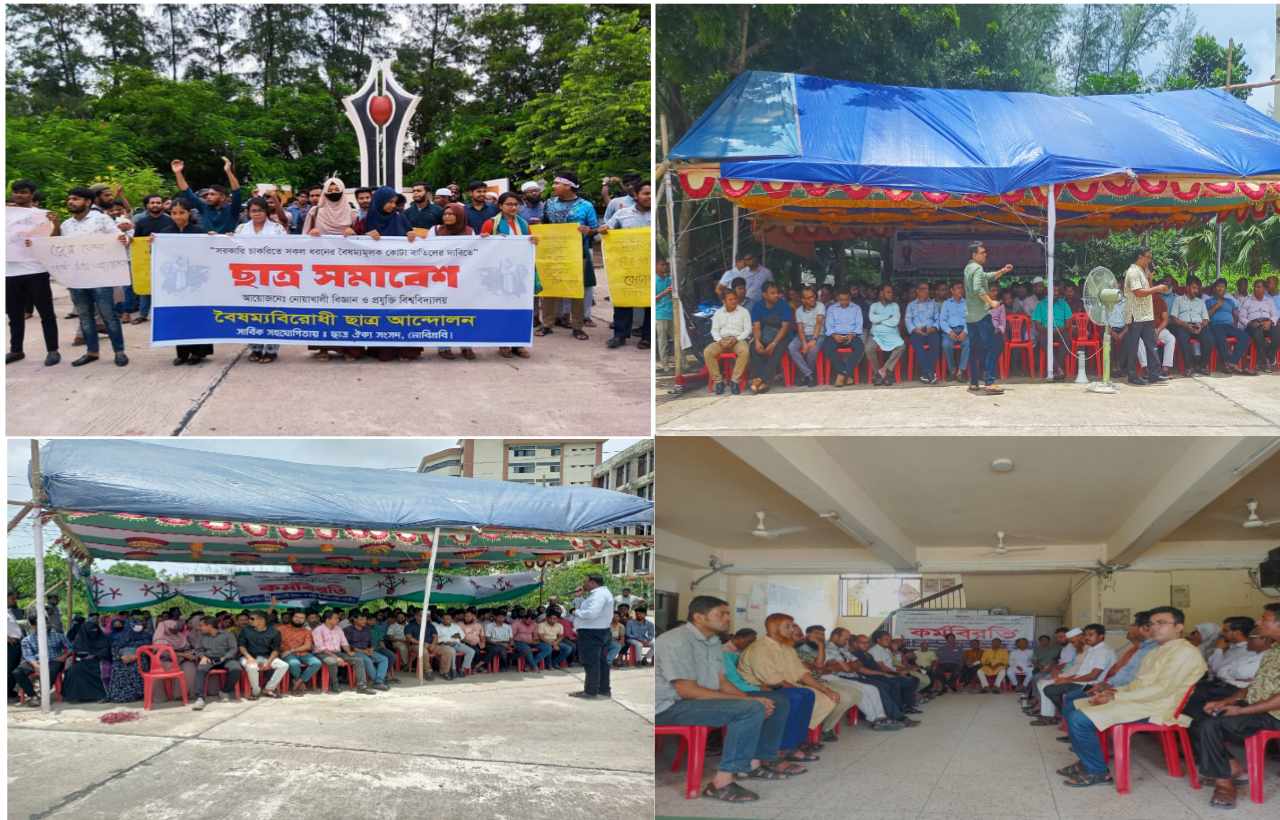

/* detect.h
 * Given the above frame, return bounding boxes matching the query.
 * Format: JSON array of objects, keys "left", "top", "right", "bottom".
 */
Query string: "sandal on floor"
[
  {"left": 1056, "top": 762, "right": 1084, "bottom": 777},
  {"left": 1062, "top": 769, "right": 1112, "bottom": 788},
  {"left": 701, "top": 781, "right": 759, "bottom": 802},
  {"left": 534, "top": 326, "right": 553, "bottom": 337},
  {"left": 248, "top": 352, "right": 262, "bottom": 362},
  {"left": 262, "top": 354, "right": 277, "bottom": 363},
  {"left": 512, "top": 347, "right": 530, "bottom": 358},
  {"left": 572, "top": 329, "right": 588, "bottom": 340},
  {"left": 438, "top": 349, "right": 457, "bottom": 360},
  {"left": 499, "top": 347, "right": 514, "bottom": 358},
  {"left": 461, "top": 348, "right": 476, "bottom": 360},
  {"left": 742, "top": 766, "right": 789, "bottom": 781},
  {"left": 1209, "top": 783, "right": 1238, "bottom": 809},
  {"left": 786, "top": 750, "right": 820, "bottom": 762}
]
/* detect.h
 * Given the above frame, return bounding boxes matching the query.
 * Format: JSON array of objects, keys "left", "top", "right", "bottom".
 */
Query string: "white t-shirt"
[
  {"left": 485, "top": 622, "right": 513, "bottom": 642},
  {"left": 1009, "top": 647, "right": 1034, "bottom": 671},
  {"left": 868, "top": 644, "right": 895, "bottom": 668},
  {"left": 436, "top": 623, "right": 464, "bottom": 644},
  {"left": 1074, "top": 642, "right": 1117, "bottom": 678},
  {"left": 60, "top": 209, "right": 120, "bottom": 238},
  {"left": 794, "top": 302, "right": 826, "bottom": 340},
  {"left": 235, "top": 219, "right": 286, "bottom": 236}
]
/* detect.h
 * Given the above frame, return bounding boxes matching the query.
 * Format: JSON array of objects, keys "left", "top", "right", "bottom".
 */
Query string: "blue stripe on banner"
[{"left": 151, "top": 305, "right": 535, "bottom": 347}]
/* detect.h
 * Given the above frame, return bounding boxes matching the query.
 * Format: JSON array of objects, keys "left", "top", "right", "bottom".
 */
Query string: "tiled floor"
[{"left": 655, "top": 688, "right": 1279, "bottom": 820}]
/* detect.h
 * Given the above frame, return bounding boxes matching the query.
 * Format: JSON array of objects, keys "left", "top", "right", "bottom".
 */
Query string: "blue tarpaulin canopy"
[
  {"left": 670, "top": 71, "right": 1280, "bottom": 194},
  {"left": 38, "top": 440, "right": 652, "bottom": 534}
]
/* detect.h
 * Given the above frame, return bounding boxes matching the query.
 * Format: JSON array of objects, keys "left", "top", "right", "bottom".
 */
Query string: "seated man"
[
  {"left": 626, "top": 607, "right": 656, "bottom": 665},
  {"left": 385, "top": 610, "right": 410, "bottom": 666},
  {"left": 1024, "top": 628, "right": 1079, "bottom": 713},
  {"left": 913, "top": 640, "right": 939, "bottom": 693},
  {"left": 1058, "top": 611, "right": 1156, "bottom": 737},
  {"left": 977, "top": 638, "right": 1010, "bottom": 693},
  {"left": 846, "top": 633, "right": 919, "bottom": 726},
  {"left": 868, "top": 630, "right": 922, "bottom": 713},
  {"left": 1031, "top": 623, "right": 1113, "bottom": 725},
  {"left": 1032, "top": 284, "right": 1072, "bottom": 379},
  {"left": 237, "top": 611, "right": 289, "bottom": 700},
  {"left": 932, "top": 634, "right": 964, "bottom": 693},
  {"left": 191, "top": 616, "right": 243, "bottom": 708},
  {"left": 905, "top": 281, "right": 942, "bottom": 384},
  {"left": 343, "top": 611, "right": 390, "bottom": 690},
  {"left": 896, "top": 640, "right": 932, "bottom": 695},
  {"left": 1186, "top": 615, "right": 1261, "bottom": 720},
  {"left": 656, "top": 596, "right": 798, "bottom": 803},
  {"left": 481, "top": 610, "right": 515, "bottom": 670},
  {"left": 703, "top": 289, "right": 752, "bottom": 395},
  {"left": 787, "top": 286, "right": 825, "bottom": 387},
  {"left": 738, "top": 613, "right": 840, "bottom": 743},
  {"left": 510, "top": 608, "right": 550, "bottom": 671},
  {"left": 277, "top": 608, "right": 322, "bottom": 695},
  {"left": 724, "top": 628, "right": 818, "bottom": 757},
  {"left": 1192, "top": 603, "right": 1280, "bottom": 809},
  {"left": 1205, "top": 278, "right": 1253, "bottom": 374},
  {"left": 435, "top": 612, "right": 471, "bottom": 678},
  {"left": 14, "top": 616, "right": 71, "bottom": 706},
  {"left": 1007, "top": 637, "right": 1034, "bottom": 689},
  {"left": 794, "top": 624, "right": 865, "bottom": 741},
  {"left": 821, "top": 288, "right": 866, "bottom": 386},
  {"left": 867, "top": 283, "right": 905, "bottom": 385},
  {"left": 960, "top": 639, "right": 983, "bottom": 690},
  {"left": 538, "top": 609, "right": 573, "bottom": 669},
  {"left": 1062, "top": 606, "right": 1207, "bottom": 787},
  {"left": 1169, "top": 276, "right": 1214, "bottom": 375},
  {"left": 1240, "top": 279, "right": 1278, "bottom": 373},
  {"left": 938, "top": 281, "right": 969, "bottom": 380},
  {"left": 748, "top": 281, "right": 791, "bottom": 394},
  {"left": 459, "top": 610, "right": 487, "bottom": 673},
  {"left": 824, "top": 628, "right": 898, "bottom": 730}
]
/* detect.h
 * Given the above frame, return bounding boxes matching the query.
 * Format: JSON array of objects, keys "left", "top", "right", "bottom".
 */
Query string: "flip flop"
[
  {"left": 701, "top": 781, "right": 759, "bottom": 802},
  {"left": 1209, "top": 783, "right": 1238, "bottom": 809}
]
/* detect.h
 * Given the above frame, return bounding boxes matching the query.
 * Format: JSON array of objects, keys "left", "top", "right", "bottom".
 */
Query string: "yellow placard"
[
  {"left": 530, "top": 223, "right": 584, "bottom": 299},
  {"left": 601, "top": 227, "right": 651, "bottom": 308},
  {"left": 130, "top": 237, "right": 152, "bottom": 295}
]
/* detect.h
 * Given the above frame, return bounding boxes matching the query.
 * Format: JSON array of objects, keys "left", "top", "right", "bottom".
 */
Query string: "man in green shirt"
[{"left": 963, "top": 242, "right": 1013, "bottom": 395}]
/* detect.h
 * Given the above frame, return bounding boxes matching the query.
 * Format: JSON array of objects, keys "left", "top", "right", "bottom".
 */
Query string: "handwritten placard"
[
  {"left": 29, "top": 233, "right": 131, "bottom": 288},
  {"left": 6, "top": 207, "right": 52, "bottom": 270},
  {"left": 601, "top": 226, "right": 651, "bottom": 308},
  {"left": 530, "top": 223, "right": 584, "bottom": 299}
]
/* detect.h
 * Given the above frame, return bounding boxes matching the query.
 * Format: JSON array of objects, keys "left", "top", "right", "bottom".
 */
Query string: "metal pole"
[
  {"left": 29, "top": 440, "right": 51, "bottom": 714},
  {"left": 731, "top": 203, "right": 740, "bottom": 264},
  {"left": 1046, "top": 186, "right": 1056, "bottom": 379},
  {"left": 415, "top": 526, "right": 442, "bottom": 682},
  {"left": 1217, "top": 220, "right": 1224, "bottom": 279},
  {"left": 660, "top": 114, "right": 683, "bottom": 379},
  {"left": 538, "top": 564, "right": 547, "bottom": 605}
]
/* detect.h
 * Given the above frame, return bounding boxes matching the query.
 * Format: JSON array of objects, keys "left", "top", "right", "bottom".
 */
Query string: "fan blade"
[{"left": 1003, "top": 546, "right": 1046, "bottom": 553}]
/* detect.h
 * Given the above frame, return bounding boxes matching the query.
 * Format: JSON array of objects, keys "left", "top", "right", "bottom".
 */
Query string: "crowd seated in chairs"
[
  {"left": 8, "top": 596, "right": 652, "bottom": 712},
  {"left": 697, "top": 263, "right": 1280, "bottom": 393}
]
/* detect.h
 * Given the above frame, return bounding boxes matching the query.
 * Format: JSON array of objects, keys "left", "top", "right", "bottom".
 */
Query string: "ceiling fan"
[
  {"left": 1243, "top": 498, "right": 1280, "bottom": 529},
  {"left": 750, "top": 510, "right": 808, "bottom": 539},
  {"left": 980, "top": 530, "right": 1048, "bottom": 557}
]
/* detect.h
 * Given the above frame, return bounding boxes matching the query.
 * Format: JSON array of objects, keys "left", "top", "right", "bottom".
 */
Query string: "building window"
[
  {"left": 511, "top": 447, "right": 536, "bottom": 458},
  {"left": 550, "top": 447, "right": 561, "bottom": 456},
  {"left": 837, "top": 575, "right": 964, "bottom": 617},
  {"left": 633, "top": 549, "right": 651, "bottom": 574},
  {"left": 511, "top": 464, "right": 534, "bottom": 474},
  {"left": 637, "top": 453, "right": 649, "bottom": 475},
  {"left": 610, "top": 553, "right": 627, "bottom": 574},
  {"left": 614, "top": 464, "right": 629, "bottom": 486}
]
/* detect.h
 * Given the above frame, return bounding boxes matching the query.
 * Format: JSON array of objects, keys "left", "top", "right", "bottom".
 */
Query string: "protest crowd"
[
  {"left": 8, "top": 585, "right": 655, "bottom": 711},
  {"left": 696, "top": 243, "right": 1280, "bottom": 395},
  {"left": 6, "top": 166, "right": 654, "bottom": 368},
  {"left": 656, "top": 595, "right": 1280, "bottom": 809}
]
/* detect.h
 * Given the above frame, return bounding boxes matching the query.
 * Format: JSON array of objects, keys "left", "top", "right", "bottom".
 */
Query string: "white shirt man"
[
  {"left": 1009, "top": 644, "right": 1035, "bottom": 681},
  {"left": 710, "top": 301, "right": 753, "bottom": 343},
  {"left": 614, "top": 592, "right": 643, "bottom": 609},
  {"left": 717, "top": 263, "right": 774, "bottom": 305},
  {"left": 573, "top": 584, "right": 615, "bottom": 631},
  {"left": 1210, "top": 640, "right": 1263, "bottom": 688},
  {"left": 824, "top": 638, "right": 889, "bottom": 724},
  {"left": 484, "top": 620, "right": 513, "bottom": 643}
]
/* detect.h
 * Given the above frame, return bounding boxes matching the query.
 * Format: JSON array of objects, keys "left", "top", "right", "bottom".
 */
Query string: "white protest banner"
[
  {"left": 29, "top": 233, "right": 131, "bottom": 288},
  {"left": 6, "top": 206, "right": 52, "bottom": 269},
  {"left": 384, "top": 570, "right": 541, "bottom": 604},
  {"left": 233, "top": 573, "right": 364, "bottom": 606},
  {"left": 149, "top": 233, "right": 537, "bottom": 347},
  {"left": 892, "top": 609, "right": 1035, "bottom": 648},
  {"left": 88, "top": 573, "right": 178, "bottom": 612}
]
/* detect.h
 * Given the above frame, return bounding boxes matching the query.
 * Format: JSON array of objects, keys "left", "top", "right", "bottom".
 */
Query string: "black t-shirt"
[
  {"left": 132, "top": 212, "right": 178, "bottom": 237},
  {"left": 237, "top": 625, "right": 281, "bottom": 657},
  {"left": 406, "top": 202, "right": 442, "bottom": 231}
]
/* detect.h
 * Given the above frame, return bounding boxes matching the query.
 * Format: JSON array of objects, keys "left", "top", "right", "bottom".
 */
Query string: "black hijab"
[{"left": 73, "top": 620, "right": 112, "bottom": 660}]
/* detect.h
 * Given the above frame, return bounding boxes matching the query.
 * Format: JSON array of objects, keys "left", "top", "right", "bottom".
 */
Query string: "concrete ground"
[
  {"left": 655, "top": 687, "right": 1279, "bottom": 820},
  {"left": 8, "top": 664, "right": 654, "bottom": 820},
  {"left": 656, "top": 368, "right": 1280, "bottom": 436},
  {"left": 6, "top": 279, "right": 651, "bottom": 437}
]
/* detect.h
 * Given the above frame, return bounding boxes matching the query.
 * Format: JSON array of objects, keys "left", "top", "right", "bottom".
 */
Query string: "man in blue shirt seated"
[
  {"left": 821, "top": 288, "right": 865, "bottom": 386},
  {"left": 905, "top": 282, "right": 943, "bottom": 384},
  {"left": 15, "top": 615, "right": 72, "bottom": 705},
  {"left": 748, "top": 282, "right": 792, "bottom": 394},
  {"left": 1204, "top": 278, "right": 1254, "bottom": 375},
  {"left": 938, "top": 281, "right": 969, "bottom": 380},
  {"left": 625, "top": 607, "right": 656, "bottom": 665}
]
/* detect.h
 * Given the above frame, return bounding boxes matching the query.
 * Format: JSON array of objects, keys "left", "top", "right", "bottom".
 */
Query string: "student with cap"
[
  {"left": 538, "top": 170, "right": 599, "bottom": 341},
  {"left": 518, "top": 181, "right": 545, "bottom": 224}
]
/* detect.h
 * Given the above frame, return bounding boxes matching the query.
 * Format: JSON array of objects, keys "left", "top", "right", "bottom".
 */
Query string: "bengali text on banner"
[
  {"left": 148, "top": 233, "right": 537, "bottom": 347},
  {"left": 530, "top": 223, "right": 585, "bottom": 299},
  {"left": 28, "top": 233, "right": 131, "bottom": 288},
  {"left": 601, "top": 226, "right": 652, "bottom": 308}
]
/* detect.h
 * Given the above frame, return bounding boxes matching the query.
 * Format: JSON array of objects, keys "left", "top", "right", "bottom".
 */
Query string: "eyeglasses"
[{"left": 1149, "top": 619, "right": 1177, "bottom": 627}]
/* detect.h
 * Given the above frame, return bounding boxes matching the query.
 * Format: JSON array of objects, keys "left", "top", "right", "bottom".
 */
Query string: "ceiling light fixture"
[{"left": 990, "top": 458, "right": 1015, "bottom": 473}]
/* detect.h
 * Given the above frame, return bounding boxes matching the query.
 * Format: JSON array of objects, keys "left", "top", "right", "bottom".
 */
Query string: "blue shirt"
[
  {"left": 20, "top": 630, "right": 69, "bottom": 663},
  {"left": 1106, "top": 639, "right": 1158, "bottom": 688},
  {"left": 286, "top": 204, "right": 306, "bottom": 234},
  {"left": 518, "top": 200, "right": 545, "bottom": 224},
  {"left": 939, "top": 297, "right": 967, "bottom": 331},
  {"left": 625, "top": 619, "right": 655, "bottom": 642},
  {"left": 750, "top": 298, "right": 792, "bottom": 343},
  {"left": 905, "top": 298, "right": 941, "bottom": 333},
  {"left": 869, "top": 301, "right": 904, "bottom": 349},
  {"left": 1205, "top": 294, "right": 1238, "bottom": 325},
  {"left": 464, "top": 202, "right": 499, "bottom": 235},
  {"left": 655, "top": 274, "right": 673, "bottom": 320},
  {"left": 179, "top": 187, "right": 243, "bottom": 234},
  {"left": 825, "top": 302, "right": 863, "bottom": 336},
  {"left": 722, "top": 649, "right": 759, "bottom": 692}
]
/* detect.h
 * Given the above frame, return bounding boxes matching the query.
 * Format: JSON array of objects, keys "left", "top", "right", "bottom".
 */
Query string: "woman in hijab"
[
  {"left": 106, "top": 615, "right": 152, "bottom": 703},
  {"left": 152, "top": 613, "right": 198, "bottom": 696},
  {"left": 481, "top": 192, "right": 540, "bottom": 360},
  {"left": 303, "top": 177, "right": 363, "bottom": 362},
  {"left": 168, "top": 199, "right": 217, "bottom": 366},
  {"left": 358, "top": 186, "right": 421, "bottom": 362},
  {"left": 61, "top": 619, "right": 111, "bottom": 703},
  {"left": 429, "top": 202, "right": 477, "bottom": 362},
  {"left": 1191, "top": 622, "right": 1221, "bottom": 662}
]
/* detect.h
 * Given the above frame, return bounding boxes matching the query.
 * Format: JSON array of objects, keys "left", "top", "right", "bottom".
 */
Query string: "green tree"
[
  {"left": 5, "top": 4, "right": 92, "bottom": 111},
  {"left": 1164, "top": 35, "right": 1252, "bottom": 100},
  {"left": 89, "top": 4, "right": 155, "bottom": 88},
  {"left": 103, "top": 562, "right": 159, "bottom": 580}
]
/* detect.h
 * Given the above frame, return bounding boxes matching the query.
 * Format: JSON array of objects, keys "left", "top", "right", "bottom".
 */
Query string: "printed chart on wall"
[{"left": 767, "top": 581, "right": 829, "bottom": 635}]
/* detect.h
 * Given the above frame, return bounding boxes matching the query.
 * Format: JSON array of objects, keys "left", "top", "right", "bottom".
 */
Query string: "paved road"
[
  {"left": 7, "top": 284, "right": 651, "bottom": 437},
  {"left": 9, "top": 665, "right": 655, "bottom": 820},
  {"left": 657, "top": 370, "right": 1280, "bottom": 436}
]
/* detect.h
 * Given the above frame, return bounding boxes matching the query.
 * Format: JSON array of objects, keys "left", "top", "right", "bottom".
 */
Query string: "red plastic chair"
[
  {"left": 658, "top": 725, "right": 710, "bottom": 799},
  {"left": 1099, "top": 685, "right": 1200, "bottom": 794},
  {"left": 137, "top": 644, "right": 189, "bottom": 710},
  {"left": 706, "top": 352, "right": 748, "bottom": 393},
  {"left": 238, "top": 663, "right": 290, "bottom": 698},
  {"left": 1004, "top": 314, "right": 1036, "bottom": 377},
  {"left": 781, "top": 353, "right": 795, "bottom": 387},
  {"left": 201, "top": 668, "right": 229, "bottom": 697},
  {"left": 1067, "top": 312, "right": 1100, "bottom": 377},
  {"left": 833, "top": 705, "right": 861, "bottom": 737},
  {"left": 516, "top": 655, "right": 546, "bottom": 672},
  {"left": 816, "top": 347, "right": 862, "bottom": 385},
  {"left": 1245, "top": 729, "right": 1280, "bottom": 804},
  {"left": 906, "top": 338, "right": 944, "bottom": 381},
  {"left": 866, "top": 347, "right": 903, "bottom": 383},
  {"left": 314, "top": 658, "right": 358, "bottom": 691}
]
